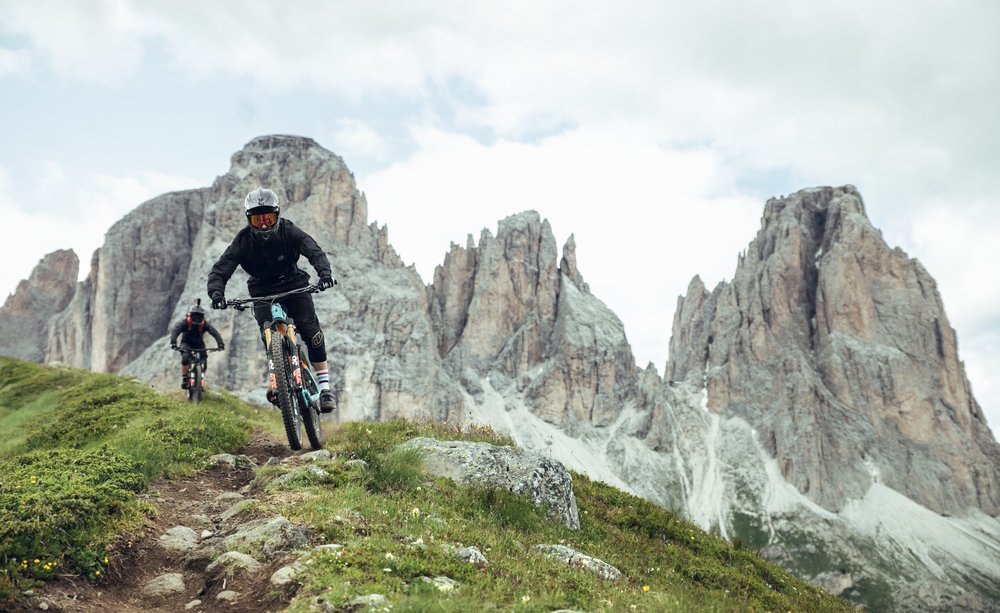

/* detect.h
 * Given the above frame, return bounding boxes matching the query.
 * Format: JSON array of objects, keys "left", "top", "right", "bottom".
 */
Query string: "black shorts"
[{"left": 252, "top": 292, "right": 327, "bottom": 363}]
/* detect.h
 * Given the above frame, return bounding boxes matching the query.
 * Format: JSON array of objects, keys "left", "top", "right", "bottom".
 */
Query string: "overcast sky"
[{"left": 1, "top": 1, "right": 998, "bottom": 431}]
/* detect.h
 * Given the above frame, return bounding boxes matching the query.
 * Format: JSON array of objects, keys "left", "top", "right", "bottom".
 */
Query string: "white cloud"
[
  {"left": 0, "top": 166, "right": 199, "bottom": 304},
  {"left": 362, "top": 125, "right": 762, "bottom": 369},
  {"left": 6, "top": 2, "right": 996, "bottom": 209},
  {"left": 331, "top": 118, "right": 391, "bottom": 162},
  {"left": 0, "top": 47, "right": 30, "bottom": 77},
  {"left": 907, "top": 204, "right": 1000, "bottom": 333},
  {"left": 0, "top": 1, "right": 157, "bottom": 83}
]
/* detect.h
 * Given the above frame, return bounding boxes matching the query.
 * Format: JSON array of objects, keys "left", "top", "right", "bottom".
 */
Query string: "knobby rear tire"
[
  {"left": 299, "top": 346, "right": 323, "bottom": 450},
  {"left": 269, "top": 333, "right": 303, "bottom": 450}
]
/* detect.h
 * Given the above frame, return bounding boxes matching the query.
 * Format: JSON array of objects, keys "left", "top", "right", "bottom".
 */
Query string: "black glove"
[
  {"left": 318, "top": 275, "right": 335, "bottom": 290},
  {"left": 210, "top": 291, "right": 227, "bottom": 309},
  {"left": 170, "top": 341, "right": 177, "bottom": 349}
]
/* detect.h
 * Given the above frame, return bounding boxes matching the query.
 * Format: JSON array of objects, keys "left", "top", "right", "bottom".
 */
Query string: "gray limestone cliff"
[
  {"left": 46, "top": 191, "right": 205, "bottom": 371},
  {"left": 0, "top": 249, "right": 78, "bottom": 361},
  {"left": 429, "top": 213, "right": 637, "bottom": 431},
  {"left": 667, "top": 186, "right": 1000, "bottom": 516}
]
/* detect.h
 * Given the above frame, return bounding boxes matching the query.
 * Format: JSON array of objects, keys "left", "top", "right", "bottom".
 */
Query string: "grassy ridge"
[
  {"left": 0, "top": 356, "right": 258, "bottom": 602},
  {"left": 0, "top": 358, "right": 854, "bottom": 612},
  {"left": 253, "top": 420, "right": 854, "bottom": 613}
]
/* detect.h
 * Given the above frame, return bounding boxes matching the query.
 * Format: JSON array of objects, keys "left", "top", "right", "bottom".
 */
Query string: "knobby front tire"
[
  {"left": 190, "top": 364, "right": 202, "bottom": 403},
  {"left": 269, "top": 334, "right": 303, "bottom": 450},
  {"left": 299, "top": 346, "right": 323, "bottom": 450}
]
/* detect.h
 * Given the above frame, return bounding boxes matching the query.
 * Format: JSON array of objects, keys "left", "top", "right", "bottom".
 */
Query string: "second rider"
[{"left": 207, "top": 187, "right": 337, "bottom": 413}]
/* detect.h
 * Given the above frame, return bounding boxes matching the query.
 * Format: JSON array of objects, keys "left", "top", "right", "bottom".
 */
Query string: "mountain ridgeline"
[{"left": 2, "top": 135, "right": 999, "bottom": 612}]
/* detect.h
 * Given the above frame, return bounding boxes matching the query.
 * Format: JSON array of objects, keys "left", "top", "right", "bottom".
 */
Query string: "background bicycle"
[{"left": 171, "top": 346, "right": 223, "bottom": 403}]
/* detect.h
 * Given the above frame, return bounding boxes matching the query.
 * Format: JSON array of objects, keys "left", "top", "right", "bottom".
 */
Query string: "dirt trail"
[{"left": 25, "top": 429, "right": 300, "bottom": 613}]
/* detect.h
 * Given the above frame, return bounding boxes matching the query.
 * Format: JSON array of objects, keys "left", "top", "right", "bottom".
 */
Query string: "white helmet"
[{"left": 244, "top": 187, "right": 280, "bottom": 241}]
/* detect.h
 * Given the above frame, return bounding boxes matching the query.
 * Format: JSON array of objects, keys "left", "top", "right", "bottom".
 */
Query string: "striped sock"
[{"left": 316, "top": 369, "right": 330, "bottom": 391}]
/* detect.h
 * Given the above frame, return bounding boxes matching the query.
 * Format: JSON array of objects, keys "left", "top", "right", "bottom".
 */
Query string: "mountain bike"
[
  {"left": 172, "top": 346, "right": 223, "bottom": 404},
  {"left": 228, "top": 285, "right": 324, "bottom": 451}
]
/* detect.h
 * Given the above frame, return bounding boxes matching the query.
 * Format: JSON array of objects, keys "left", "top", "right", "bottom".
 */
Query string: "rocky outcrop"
[
  {"left": 0, "top": 249, "right": 78, "bottom": 362},
  {"left": 667, "top": 186, "right": 1000, "bottom": 516},
  {"left": 400, "top": 436, "right": 581, "bottom": 529},
  {"left": 46, "top": 191, "right": 206, "bottom": 371},
  {"left": 531, "top": 544, "right": 624, "bottom": 580}
]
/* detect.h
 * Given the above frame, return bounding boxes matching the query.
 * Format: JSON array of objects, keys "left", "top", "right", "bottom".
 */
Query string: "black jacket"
[
  {"left": 170, "top": 317, "right": 224, "bottom": 349},
  {"left": 207, "top": 219, "right": 332, "bottom": 297}
]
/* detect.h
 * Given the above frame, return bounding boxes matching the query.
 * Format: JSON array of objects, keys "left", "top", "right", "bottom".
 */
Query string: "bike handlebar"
[
  {"left": 172, "top": 346, "right": 224, "bottom": 352},
  {"left": 226, "top": 284, "right": 325, "bottom": 311}
]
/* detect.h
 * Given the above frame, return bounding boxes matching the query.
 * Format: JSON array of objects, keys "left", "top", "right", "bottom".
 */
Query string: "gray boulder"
[
  {"left": 531, "top": 544, "right": 623, "bottom": 580},
  {"left": 400, "top": 437, "right": 580, "bottom": 529}
]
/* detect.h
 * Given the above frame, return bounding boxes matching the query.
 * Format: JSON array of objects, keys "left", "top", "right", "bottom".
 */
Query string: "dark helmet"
[
  {"left": 188, "top": 300, "right": 206, "bottom": 324},
  {"left": 244, "top": 187, "right": 280, "bottom": 241}
]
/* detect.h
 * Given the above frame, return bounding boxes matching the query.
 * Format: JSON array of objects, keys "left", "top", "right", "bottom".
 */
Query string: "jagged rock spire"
[
  {"left": 0, "top": 249, "right": 78, "bottom": 362},
  {"left": 668, "top": 185, "right": 1000, "bottom": 515}
]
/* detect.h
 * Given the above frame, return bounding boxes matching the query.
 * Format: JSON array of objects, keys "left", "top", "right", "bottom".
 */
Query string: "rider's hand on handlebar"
[
  {"left": 210, "top": 291, "right": 227, "bottom": 310},
  {"left": 170, "top": 341, "right": 177, "bottom": 349},
  {"left": 319, "top": 275, "right": 335, "bottom": 291}
]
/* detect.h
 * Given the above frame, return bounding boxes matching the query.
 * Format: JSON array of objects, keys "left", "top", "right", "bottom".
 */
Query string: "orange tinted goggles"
[{"left": 249, "top": 211, "right": 278, "bottom": 229}]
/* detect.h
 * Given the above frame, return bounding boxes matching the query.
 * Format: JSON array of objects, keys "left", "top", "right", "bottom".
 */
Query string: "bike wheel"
[
  {"left": 190, "top": 365, "right": 202, "bottom": 403},
  {"left": 269, "top": 333, "right": 303, "bottom": 450},
  {"left": 298, "top": 346, "right": 323, "bottom": 450}
]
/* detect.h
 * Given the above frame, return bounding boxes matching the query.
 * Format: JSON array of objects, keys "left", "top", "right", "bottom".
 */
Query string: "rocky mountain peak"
[
  {"left": 0, "top": 249, "right": 78, "bottom": 362},
  {"left": 668, "top": 185, "right": 1000, "bottom": 516},
  {"left": 3, "top": 249, "right": 78, "bottom": 311},
  {"left": 431, "top": 210, "right": 560, "bottom": 372},
  {"left": 559, "top": 234, "right": 588, "bottom": 292},
  {"left": 230, "top": 135, "right": 331, "bottom": 170}
]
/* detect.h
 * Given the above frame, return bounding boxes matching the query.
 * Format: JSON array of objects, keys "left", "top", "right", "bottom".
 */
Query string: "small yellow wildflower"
[
  {"left": 95, "top": 570, "right": 101, "bottom": 576},
  {"left": 33, "top": 559, "right": 40, "bottom": 564},
  {"left": 642, "top": 585, "right": 651, "bottom": 592}
]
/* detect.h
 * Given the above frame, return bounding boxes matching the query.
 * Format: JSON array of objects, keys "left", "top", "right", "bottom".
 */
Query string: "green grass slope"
[{"left": 0, "top": 357, "right": 854, "bottom": 612}]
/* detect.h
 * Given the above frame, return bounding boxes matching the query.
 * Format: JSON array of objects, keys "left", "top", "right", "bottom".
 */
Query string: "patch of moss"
[
  {"left": 843, "top": 575, "right": 894, "bottom": 612},
  {"left": 0, "top": 358, "right": 85, "bottom": 410},
  {"left": 0, "top": 358, "right": 262, "bottom": 607},
  {"left": 0, "top": 447, "right": 145, "bottom": 576},
  {"left": 730, "top": 510, "right": 771, "bottom": 551},
  {"left": 23, "top": 376, "right": 174, "bottom": 450}
]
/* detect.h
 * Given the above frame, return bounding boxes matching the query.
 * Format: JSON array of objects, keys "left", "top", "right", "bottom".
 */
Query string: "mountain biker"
[
  {"left": 169, "top": 301, "right": 225, "bottom": 389},
  {"left": 206, "top": 187, "right": 337, "bottom": 413}
]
